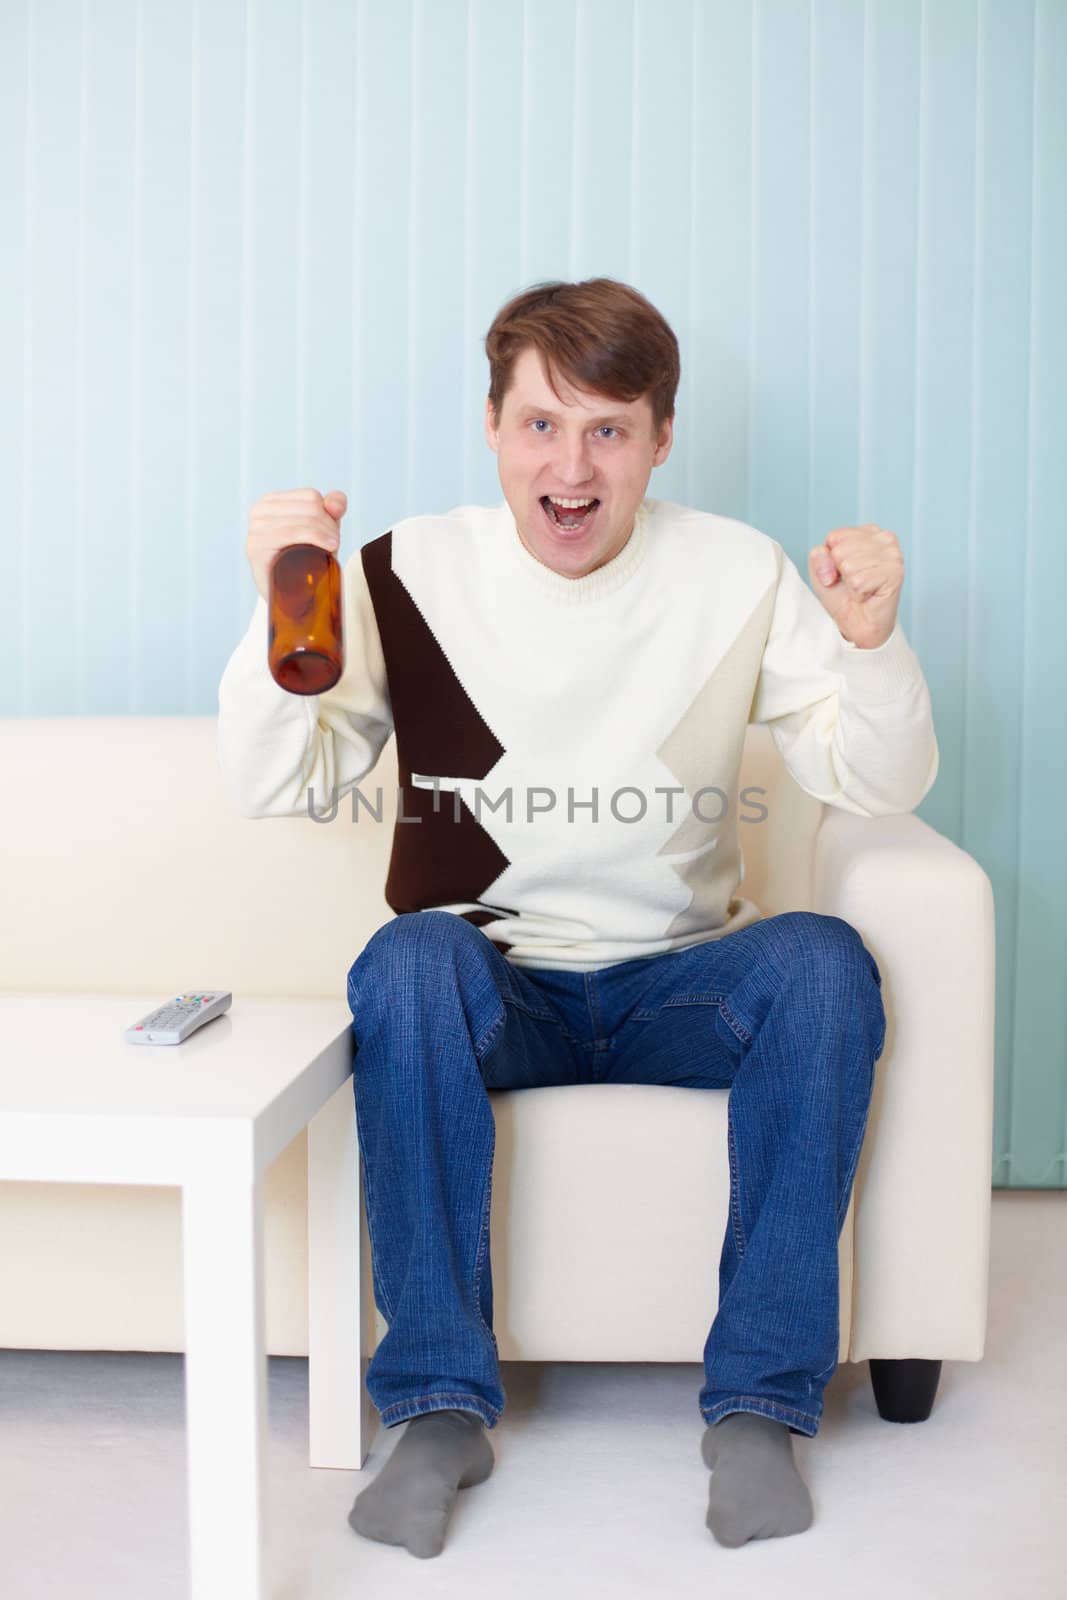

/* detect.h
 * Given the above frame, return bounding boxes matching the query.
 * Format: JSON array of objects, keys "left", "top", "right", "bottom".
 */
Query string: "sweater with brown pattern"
[{"left": 216, "top": 497, "right": 938, "bottom": 971}]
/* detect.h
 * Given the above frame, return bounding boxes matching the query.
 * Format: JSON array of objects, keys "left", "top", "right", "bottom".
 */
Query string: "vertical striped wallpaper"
[{"left": 1, "top": 0, "right": 1063, "bottom": 1186}]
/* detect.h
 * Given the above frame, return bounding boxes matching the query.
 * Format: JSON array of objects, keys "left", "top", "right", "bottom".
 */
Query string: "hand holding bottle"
[
  {"left": 246, "top": 487, "right": 346, "bottom": 602},
  {"left": 247, "top": 487, "right": 347, "bottom": 695}
]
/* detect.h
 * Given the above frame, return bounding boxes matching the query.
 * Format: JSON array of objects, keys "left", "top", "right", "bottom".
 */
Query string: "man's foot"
[
  {"left": 701, "top": 1411, "right": 814, "bottom": 1546},
  {"left": 348, "top": 1408, "right": 495, "bottom": 1559}
]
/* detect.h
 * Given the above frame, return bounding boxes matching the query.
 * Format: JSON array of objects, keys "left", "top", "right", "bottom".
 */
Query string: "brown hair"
[{"left": 484, "top": 277, "right": 680, "bottom": 436}]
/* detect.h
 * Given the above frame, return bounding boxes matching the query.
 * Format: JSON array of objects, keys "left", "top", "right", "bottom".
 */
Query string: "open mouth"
[{"left": 540, "top": 495, "right": 601, "bottom": 534}]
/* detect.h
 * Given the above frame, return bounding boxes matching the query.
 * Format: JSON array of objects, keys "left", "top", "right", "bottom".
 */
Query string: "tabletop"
[{"left": 0, "top": 991, "right": 354, "bottom": 1120}]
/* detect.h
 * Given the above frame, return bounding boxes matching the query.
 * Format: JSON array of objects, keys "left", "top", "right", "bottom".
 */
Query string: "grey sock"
[
  {"left": 348, "top": 1408, "right": 495, "bottom": 1559},
  {"left": 701, "top": 1411, "right": 814, "bottom": 1546}
]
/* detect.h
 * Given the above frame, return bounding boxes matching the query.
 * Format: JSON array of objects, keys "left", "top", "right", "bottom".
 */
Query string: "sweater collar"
[{"left": 501, "top": 499, "right": 650, "bottom": 605}]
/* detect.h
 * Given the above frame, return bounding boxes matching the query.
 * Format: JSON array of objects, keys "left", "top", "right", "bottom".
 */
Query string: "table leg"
[
  {"left": 182, "top": 1171, "right": 267, "bottom": 1600},
  {"left": 307, "top": 1078, "right": 375, "bottom": 1469}
]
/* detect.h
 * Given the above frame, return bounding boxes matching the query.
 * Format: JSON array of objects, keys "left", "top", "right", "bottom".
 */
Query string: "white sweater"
[{"left": 217, "top": 497, "right": 939, "bottom": 971}]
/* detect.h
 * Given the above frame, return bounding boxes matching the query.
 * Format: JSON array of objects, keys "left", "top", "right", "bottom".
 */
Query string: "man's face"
[{"left": 484, "top": 345, "right": 673, "bottom": 579}]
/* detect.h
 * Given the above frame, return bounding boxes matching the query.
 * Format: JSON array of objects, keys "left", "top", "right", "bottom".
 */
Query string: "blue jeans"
[{"left": 346, "top": 908, "right": 886, "bottom": 1439}]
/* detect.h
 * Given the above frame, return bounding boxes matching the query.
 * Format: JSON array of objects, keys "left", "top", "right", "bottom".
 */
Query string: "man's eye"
[
  {"left": 598, "top": 426, "right": 618, "bottom": 438},
  {"left": 530, "top": 419, "right": 550, "bottom": 432}
]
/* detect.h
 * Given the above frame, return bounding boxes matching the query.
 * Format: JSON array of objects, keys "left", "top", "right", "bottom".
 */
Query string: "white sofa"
[{"left": 0, "top": 716, "right": 995, "bottom": 1426}]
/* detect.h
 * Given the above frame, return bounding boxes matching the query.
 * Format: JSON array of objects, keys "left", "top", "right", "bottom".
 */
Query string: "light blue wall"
[{"left": 2, "top": 0, "right": 1063, "bottom": 1186}]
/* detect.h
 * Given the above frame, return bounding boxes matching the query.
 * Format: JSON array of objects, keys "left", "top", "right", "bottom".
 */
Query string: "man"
[{"left": 217, "top": 278, "right": 938, "bottom": 1558}]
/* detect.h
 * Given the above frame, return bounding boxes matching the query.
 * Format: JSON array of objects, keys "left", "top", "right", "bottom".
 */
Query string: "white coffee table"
[{"left": 0, "top": 990, "right": 374, "bottom": 1600}]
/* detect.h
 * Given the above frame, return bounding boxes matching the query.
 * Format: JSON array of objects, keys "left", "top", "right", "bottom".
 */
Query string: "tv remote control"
[{"left": 124, "top": 991, "right": 232, "bottom": 1045}]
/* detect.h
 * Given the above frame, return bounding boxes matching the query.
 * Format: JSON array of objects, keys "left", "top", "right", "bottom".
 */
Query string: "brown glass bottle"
[{"left": 267, "top": 544, "right": 344, "bottom": 695}]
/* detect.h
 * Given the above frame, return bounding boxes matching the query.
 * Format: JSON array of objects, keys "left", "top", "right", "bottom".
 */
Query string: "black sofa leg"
[{"left": 869, "top": 1358, "right": 942, "bottom": 1423}]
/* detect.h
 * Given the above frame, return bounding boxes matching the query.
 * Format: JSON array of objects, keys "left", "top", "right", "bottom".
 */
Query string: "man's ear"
[
  {"left": 484, "top": 397, "right": 499, "bottom": 454},
  {"left": 651, "top": 415, "right": 674, "bottom": 468}
]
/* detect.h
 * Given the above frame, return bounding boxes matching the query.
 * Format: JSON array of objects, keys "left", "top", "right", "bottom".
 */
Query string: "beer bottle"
[{"left": 267, "top": 544, "right": 344, "bottom": 695}]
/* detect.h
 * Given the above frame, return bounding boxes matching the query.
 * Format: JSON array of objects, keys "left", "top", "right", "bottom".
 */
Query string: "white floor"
[{"left": 3, "top": 1191, "right": 1064, "bottom": 1600}]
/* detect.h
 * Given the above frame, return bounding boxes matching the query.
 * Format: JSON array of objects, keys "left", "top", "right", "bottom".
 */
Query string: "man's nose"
[{"left": 553, "top": 435, "right": 595, "bottom": 484}]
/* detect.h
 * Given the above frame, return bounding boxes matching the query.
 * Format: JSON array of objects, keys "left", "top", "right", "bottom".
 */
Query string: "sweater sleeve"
[
  {"left": 748, "top": 543, "right": 939, "bottom": 816},
  {"left": 216, "top": 547, "right": 394, "bottom": 818}
]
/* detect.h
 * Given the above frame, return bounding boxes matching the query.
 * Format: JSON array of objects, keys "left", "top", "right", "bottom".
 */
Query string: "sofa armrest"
[{"left": 811, "top": 808, "right": 996, "bottom": 1362}]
